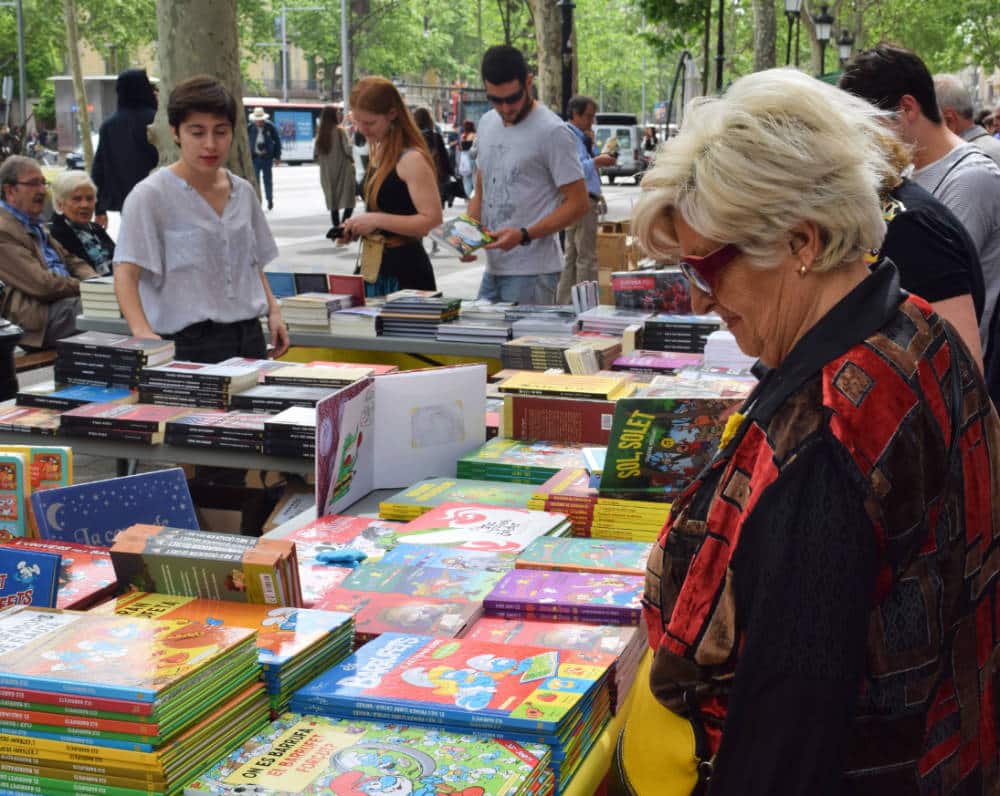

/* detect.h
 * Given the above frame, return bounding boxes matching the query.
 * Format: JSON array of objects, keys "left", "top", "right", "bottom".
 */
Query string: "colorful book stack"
[
  {"left": 289, "top": 633, "right": 615, "bottom": 793},
  {"left": 456, "top": 438, "right": 587, "bottom": 484},
  {"left": 642, "top": 313, "right": 724, "bottom": 353},
  {"left": 464, "top": 616, "right": 647, "bottom": 714},
  {"left": 379, "top": 295, "right": 461, "bottom": 338},
  {"left": 164, "top": 411, "right": 268, "bottom": 453},
  {"left": 611, "top": 268, "right": 691, "bottom": 313},
  {"left": 484, "top": 569, "right": 644, "bottom": 625},
  {"left": 110, "top": 524, "right": 303, "bottom": 607},
  {"left": 185, "top": 714, "right": 554, "bottom": 796},
  {"left": 611, "top": 350, "right": 704, "bottom": 375},
  {"left": 0, "top": 406, "right": 62, "bottom": 436},
  {"left": 328, "top": 305, "right": 382, "bottom": 337},
  {"left": 0, "top": 606, "right": 269, "bottom": 796},
  {"left": 378, "top": 477, "right": 539, "bottom": 521},
  {"left": 337, "top": 559, "right": 507, "bottom": 603},
  {"left": 138, "top": 361, "right": 261, "bottom": 409},
  {"left": 0, "top": 539, "right": 116, "bottom": 609},
  {"left": 498, "top": 371, "right": 634, "bottom": 401},
  {"left": 228, "top": 383, "right": 336, "bottom": 413},
  {"left": 263, "top": 362, "right": 383, "bottom": 389},
  {"left": 263, "top": 406, "right": 316, "bottom": 458},
  {"left": 58, "top": 402, "right": 193, "bottom": 445},
  {"left": 516, "top": 537, "right": 653, "bottom": 576},
  {"left": 393, "top": 503, "right": 571, "bottom": 553},
  {"left": 279, "top": 292, "right": 354, "bottom": 333},
  {"left": 96, "top": 592, "right": 355, "bottom": 712},
  {"left": 78, "top": 275, "right": 122, "bottom": 318},
  {"left": 16, "top": 382, "right": 136, "bottom": 411},
  {"left": 54, "top": 331, "right": 175, "bottom": 388}
]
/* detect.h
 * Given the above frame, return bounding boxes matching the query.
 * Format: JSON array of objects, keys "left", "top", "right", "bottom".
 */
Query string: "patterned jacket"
[{"left": 642, "top": 263, "right": 1000, "bottom": 794}]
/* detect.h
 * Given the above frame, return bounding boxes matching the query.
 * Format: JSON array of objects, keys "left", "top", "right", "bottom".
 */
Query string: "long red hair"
[{"left": 350, "top": 76, "right": 432, "bottom": 211}]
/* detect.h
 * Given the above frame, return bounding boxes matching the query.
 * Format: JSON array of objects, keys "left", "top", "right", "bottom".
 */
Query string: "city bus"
[{"left": 242, "top": 98, "right": 341, "bottom": 164}]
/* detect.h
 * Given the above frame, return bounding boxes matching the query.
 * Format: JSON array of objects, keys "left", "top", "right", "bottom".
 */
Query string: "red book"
[
  {"left": 326, "top": 274, "right": 366, "bottom": 307},
  {"left": 0, "top": 705, "right": 161, "bottom": 736},
  {"left": 502, "top": 394, "right": 616, "bottom": 445},
  {"left": 304, "top": 361, "right": 399, "bottom": 376},
  {"left": 0, "top": 686, "right": 154, "bottom": 716},
  {"left": 0, "top": 539, "right": 116, "bottom": 609},
  {"left": 59, "top": 403, "right": 192, "bottom": 433}
]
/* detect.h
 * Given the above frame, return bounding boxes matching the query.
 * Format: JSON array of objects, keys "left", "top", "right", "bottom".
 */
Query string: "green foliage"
[{"left": 33, "top": 82, "right": 54, "bottom": 126}]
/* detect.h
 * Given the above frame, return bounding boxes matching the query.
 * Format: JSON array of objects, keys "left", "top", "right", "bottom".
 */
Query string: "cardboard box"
[
  {"left": 597, "top": 231, "right": 628, "bottom": 269},
  {"left": 261, "top": 478, "right": 315, "bottom": 535},
  {"left": 188, "top": 476, "right": 283, "bottom": 536}
]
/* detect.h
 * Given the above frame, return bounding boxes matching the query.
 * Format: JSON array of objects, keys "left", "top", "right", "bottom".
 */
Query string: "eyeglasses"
[
  {"left": 486, "top": 86, "right": 525, "bottom": 106},
  {"left": 15, "top": 179, "right": 47, "bottom": 188},
  {"left": 679, "top": 243, "right": 741, "bottom": 295}
]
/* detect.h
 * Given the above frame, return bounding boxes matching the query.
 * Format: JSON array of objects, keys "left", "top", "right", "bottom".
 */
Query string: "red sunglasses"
[{"left": 679, "top": 243, "right": 741, "bottom": 295}]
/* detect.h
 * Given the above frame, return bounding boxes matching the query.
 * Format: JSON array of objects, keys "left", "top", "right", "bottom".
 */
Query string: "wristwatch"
[{"left": 519, "top": 227, "right": 531, "bottom": 246}]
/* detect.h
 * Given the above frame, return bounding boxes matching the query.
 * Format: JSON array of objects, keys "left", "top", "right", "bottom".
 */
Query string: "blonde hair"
[
  {"left": 52, "top": 170, "right": 97, "bottom": 211},
  {"left": 633, "top": 68, "right": 894, "bottom": 273}
]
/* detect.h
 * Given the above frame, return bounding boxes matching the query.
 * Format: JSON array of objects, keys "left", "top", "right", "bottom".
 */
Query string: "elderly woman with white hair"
[
  {"left": 49, "top": 171, "right": 115, "bottom": 276},
  {"left": 614, "top": 68, "right": 1000, "bottom": 796}
]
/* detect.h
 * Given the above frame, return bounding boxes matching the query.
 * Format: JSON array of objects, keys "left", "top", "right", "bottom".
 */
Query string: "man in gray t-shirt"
[{"left": 468, "top": 46, "right": 587, "bottom": 305}]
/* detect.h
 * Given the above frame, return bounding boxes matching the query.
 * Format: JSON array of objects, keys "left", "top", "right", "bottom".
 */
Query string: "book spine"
[
  {"left": 0, "top": 708, "right": 159, "bottom": 737},
  {"left": 58, "top": 416, "right": 161, "bottom": 433},
  {"left": 0, "top": 756, "right": 165, "bottom": 786},
  {"left": 0, "top": 723, "right": 155, "bottom": 751},
  {"left": 0, "top": 767, "right": 159, "bottom": 796},
  {"left": 483, "top": 604, "right": 640, "bottom": 626},
  {"left": 0, "top": 732, "right": 162, "bottom": 768}
]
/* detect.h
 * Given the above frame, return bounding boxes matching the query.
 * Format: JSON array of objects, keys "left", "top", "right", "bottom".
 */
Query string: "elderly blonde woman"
[
  {"left": 49, "top": 171, "right": 115, "bottom": 276},
  {"left": 615, "top": 68, "right": 1000, "bottom": 796}
]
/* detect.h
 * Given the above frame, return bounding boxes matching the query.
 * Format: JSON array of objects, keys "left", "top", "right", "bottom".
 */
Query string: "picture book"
[
  {"left": 184, "top": 713, "right": 550, "bottom": 796},
  {"left": 339, "top": 561, "right": 506, "bottom": 603},
  {"left": 0, "top": 547, "right": 60, "bottom": 608},
  {"left": 465, "top": 616, "right": 642, "bottom": 658},
  {"left": 378, "top": 477, "right": 538, "bottom": 520},
  {"left": 0, "top": 538, "right": 115, "bottom": 609},
  {"left": 31, "top": 468, "right": 199, "bottom": 547},
  {"left": 599, "top": 396, "right": 733, "bottom": 498},
  {"left": 484, "top": 570, "right": 644, "bottom": 625},
  {"left": 456, "top": 438, "right": 587, "bottom": 483},
  {"left": 297, "top": 558, "right": 353, "bottom": 608},
  {"left": 0, "top": 606, "right": 256, "bottom": 702},
  {"left": 0, "top": 452, "right": 28, "bottom": 540},
  {"left": 394, "top": 503, "right": 570, "bottom": 554},
  {"left": 516, "top": 537, "right": 653, "bottom": 576},
  {"left": 379, "top": 543, "right": 515, "bottom": 573},
  {"left": 430, "top": 214, "right": 495, "bottom": 256},
  {"left": 310, "top": 589, "right": 481, "bottom": 641},
  {"left": 316, "top": 365, "right": 487, "bottom": 516},
  {"left": 0, "top": 445, "right": 72, "bottom": 494},
  {"left": 284, "top": 514, "right": 400, "bottom": 563},
  {"left": 289, "top": 632, "right": 615, "bottom": 735}
]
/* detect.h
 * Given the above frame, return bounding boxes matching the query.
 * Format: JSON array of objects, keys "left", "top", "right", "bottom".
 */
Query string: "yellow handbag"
[{"left": 358, "top": 233, "right": 385, "bottom": 283}]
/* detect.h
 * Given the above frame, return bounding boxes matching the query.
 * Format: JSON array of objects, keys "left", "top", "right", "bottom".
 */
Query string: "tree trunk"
[
  {"left": 527, "top": 0, "right": 565, "bottom": 115},
  {"left": 752, "top": 0, "right": 776, "bottom": 72},
  {"left": 64, "top": 0, "right": 94, "bottom": 170},
  {"left": 153, "top": 0, "right": 253, "bottom": 184}
]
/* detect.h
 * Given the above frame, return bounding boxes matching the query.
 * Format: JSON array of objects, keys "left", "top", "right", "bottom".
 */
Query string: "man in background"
[
  {"left": 933, "top": 74, "right": 1000, "bottom": 166},
  {"left": 247, "top": 107, "right": 282, "bottom": 210}
]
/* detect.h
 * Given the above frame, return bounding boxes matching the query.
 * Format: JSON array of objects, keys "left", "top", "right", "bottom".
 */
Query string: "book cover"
[
  {"left": 31, "top": 468, "right": 199, "bottom": 547},
  {"left": 184, "top": 713, "right": 549, "bottom": 795},
  {"left": 58, "top": 402, "right": 193, "bottom": 432},
  {"left": 379, "top": 477, "right": 537, "bottom": 518},
  {"left": 611, "top": 269, "right": 692, "bottom": 313},
  {"left": 290, "top": 632, "right": 614, "bottom": 734},
  {"left": 0, "top": 547, "right": 60, "bottom": 608},
  {"left": 484, "top": 570, "right": 644, "bottom": 625},
  {"left": 457, "top": 438, "right": 586, "bottom": 474},
  {"left": 284, "top": 514, "right": 400, "bottom": 563},
  {"left": 16, "top": 384, "right": 136, "bottom": 411},
  {"left": 0, "top": 539, "right": 115, "bottom": 610},
  {"left": 516, "top": 537, "right": 653, "bottom": 576},
  {"left": 465, "top": 616, "right": 642, "bottom": 658},
  {"left": 0, "top": 606, "right": 256, "bottom": 702},
  {"left": 310, "top": 588, "right": 481, "bottom": 640},
  {"left": 498, "top": 371, "right": 633, "bottom": 401},
  {"left": 326, "top": 274, "right": 366, "bottom": 306},
  {"left": 429, "top": 214, "right": 494, "bottom": 256},
  {"left": 339, "top": 561, "right": 505, "bottom": 603},
  {"left": 611, "top": 351, "right": 705, "bottom": 374},
  {"left": 501, "top": 393, "right": 616, "bottom": 445},
  {"left": 0, "top": 406, "right": 62, "bottom": 436},
  {"left": 379, "top": 543, "right": 515, "bottom": 573},
  {"left": 0, "top": 452, "right": 28, "bottom": 540},
  {"left": 394, "top": 503, "right": 568, "bottom": 554}
]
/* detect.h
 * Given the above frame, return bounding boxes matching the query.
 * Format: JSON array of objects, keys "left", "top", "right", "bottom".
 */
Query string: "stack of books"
[
  {"left": 263, "top": 362, "right": 379, "bottom": 389},
  {"left": 611, "top": 349, "right": 704, "bottom": 375},
  {"left": 164, "top": 411, "right": 268, "bottom": 452},
  {"left": 228, "top": 383, "right": 336, "bottom": 413},
  {"left": 110, "top": 524, "right": 303, "bottom": 607},
  {"left": 263, "top": 406, "right": 316, "bottom": 458},
  {"left": 329, "top": 305, "right": 382, "bottom": 337},
  {"left": 611, "top": 267, "right": 691, "bottom": 313},
  {"left": 393, "top": 502, "right": 572, "bottom": 552},
  {"left": 96, "top": 592, "right": 355, "bottom": 712},
  {"left": 378, "top": 476, "right": 539, "bottom": 521},
  {"left": 279, "top": 292, "right": 354, "bottom": 333},
  {"left": 464, "top": 616, "right": 647, "bottom": 714},
  {"left": 703, "top": 329, "right": 758, "bottom": 371},
  {"left": 456, "top": 437, "right": 587, "bottom": 484},
  {"left": 379, "top": 542, "right": 516, "bottom": 572},
  {"left": 498, "top": 371, "right": 634, "bottom": 401},
  {"left": 289, "top": 633, "right": 615, "bottom": 793},
  {"left": 643, "top": 312, "right": 724, "bottom": 353},
  {"left": 576, "top": 305, "right": 653, "bottom": 336},
  {"left": 484, "top": 569, "right": 644, "bottom": 625},
  {"left": 0, "top": 406, "right": 62, "bottom": 436},
  {"left": 0, "top": 538, "right": 116, "bottom": 609},
  {"left": 505, "top": 305, "right": 578, "bottom": 336},
  {"left": 0, "top": 606, "right": 268, "bottom": 796},
  {"left": 187, "top": 714, "right": 554, "bottom": 795},
  {"left": 435, "top": 317, "right": 512, "bottom": 344},
  {"left": 54, "top": 331, "right": 175, "bottom": 388},
  {"left": 380, "top": 295, "right": 462, "bottom": 338},
  {"left": 336, "top": 558, "right": 507, "bottom": 603},
  {"left": 138, "top": 360, "right": 261, "bottom": 409},
  {"left": 216, "top": 356, "right": 291, "bottom": 383},
  {"left": 564, "top": 337, "right": 625, "bottom": 375},
  {"left": 500, "top": 335, "right": 578, "bottom": 370},
  {"left": 78, "top": 275, "right": 121, "bottom": 318},
  {"left": 58, "top": 401, "right": 193, "bottom": 445},
  {"left": 16, "top": 382, "right": 135, "bottom": 411}
]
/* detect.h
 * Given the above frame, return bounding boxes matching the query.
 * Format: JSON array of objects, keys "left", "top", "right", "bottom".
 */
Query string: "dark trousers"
[
  {"left": 164, "top": 317, "right": 267, "bottom": 364},
  {"left": 253, "top": 157, "right": 273, "bottom": 205},
  {"left": 331, "top": 207, "right": 354, "bottom": 226}
]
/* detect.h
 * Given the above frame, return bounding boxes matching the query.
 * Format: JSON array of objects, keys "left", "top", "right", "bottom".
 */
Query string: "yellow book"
[{"left": 498, "top": 371, "right": 633, "bottom": 401}]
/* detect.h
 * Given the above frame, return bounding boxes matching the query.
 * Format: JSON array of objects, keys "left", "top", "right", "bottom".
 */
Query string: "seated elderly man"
[{"left": 0, "top": 156, "right": 97, "bottom": 348}]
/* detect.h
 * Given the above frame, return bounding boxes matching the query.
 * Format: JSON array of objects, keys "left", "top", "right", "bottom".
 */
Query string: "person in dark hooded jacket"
[{"left": 91, "top": 69, "right": 159, "bottom": 228}]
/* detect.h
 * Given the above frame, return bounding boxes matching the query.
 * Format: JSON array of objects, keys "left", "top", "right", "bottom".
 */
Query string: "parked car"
[
  {"left": 593, "top": 120, "right": 643, "bottom": 185},
  {"left": 65, "top": 132, "right": 100, "bottom": 170}
]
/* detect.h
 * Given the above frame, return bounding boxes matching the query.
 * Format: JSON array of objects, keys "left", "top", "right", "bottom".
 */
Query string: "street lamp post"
[
  {"left": 814, "top": 4, "right": 834, "bottom": 78},
  {"left": 556, "top": 0, "right": 575, "bottom": 119},
  {"left": 837, "top": 29, "right": 855, "bottom": 69},
  {"left": 277, "top": 4, "right": 325, "bottom": 103},
  {"left": 0, "top": 0, "right": 26, "bottom": 126},
  {"left": 715, "top": 0, "right": 724, "bottom": 93},
  {"left": 784, "top": 0, "right": 802, "bottom": 67}
]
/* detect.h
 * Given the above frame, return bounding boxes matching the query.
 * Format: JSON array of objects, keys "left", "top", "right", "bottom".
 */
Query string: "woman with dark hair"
[
  {"left": 314, "top": 105, "right": 356, "bottom": 237},
  {"left": 340, "top": 77, "right": 442, "bottom": 296},
  {"left": 412, "top": 106, "right": 452, "bottom": 210},
  {"left": 458, "top": 120, "right": 477, "bottom": 201}
]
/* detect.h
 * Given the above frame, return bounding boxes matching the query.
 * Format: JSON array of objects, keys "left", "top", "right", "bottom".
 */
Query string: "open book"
[{"left": 430, "top": 214, "right": 494, "bottom": 257}]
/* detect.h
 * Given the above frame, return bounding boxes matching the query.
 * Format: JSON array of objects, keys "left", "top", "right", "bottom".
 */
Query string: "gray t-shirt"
[
  {"left": 477, "top": 103, "right": 584, "bottom": 276},
  {"left": 913, "top": 143, "right": 1000, "bottom": 347},
  {"left": 114, "top": 168, "right": 278, "bottom": 335}
]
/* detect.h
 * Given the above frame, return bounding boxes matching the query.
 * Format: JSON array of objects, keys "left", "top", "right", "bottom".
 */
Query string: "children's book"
[
  {"left": 378, "top": 476, "right": 538, "bottom": 520},
  {"left": 284, "top": 514, "right": 400, "bottom": 563},
  {"left": 379, "top": 542, "right": 515, "bottom": 573},
  {"left": 315, "top": 365, "right": 487, "bottom": 516},
  {"left": 456, "top": 438, "right": 587, "bottom": 484},
  {"left": 393, "top": 503, "right": 570, "bottom": 554},
  {"left": 0, "top": 451, "right": 28, "bottom": 540},
  {"left": 0, "top": 538, "right": 115, "bottom": 609},
  {"left": 31, "top": 468, "right": 199, "bottom": 547},
  {"left": 184, "top": 713, "right": 550, "bottom": 795},
  {"left": 310, "top": 589, "right": 481, "bottom": 642},
  {"left": 0, "top": 547, "right": 60, "bottom": 608},
  {"left": 484, "top": 569, "right": 644, "bottom": 625},
  {"left": 339, "top": 561, "right": 506, "bottom": 602},
  {"left": 516, "top": 537, "right": 653, "bottom": 576},
  {"left": 465, "top": 616, "right": 642, "bottom": 658},
  {"left": 430, "top": 214, "right": 494, "bottom": 256}
]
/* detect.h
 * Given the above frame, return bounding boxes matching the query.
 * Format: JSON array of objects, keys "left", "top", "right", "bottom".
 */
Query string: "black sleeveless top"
[{"left": 366, "top": 162, "right": 436, "bottom": 291}]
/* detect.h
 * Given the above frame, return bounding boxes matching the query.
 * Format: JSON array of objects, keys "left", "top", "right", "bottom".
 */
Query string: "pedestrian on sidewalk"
[
  {"left": 314, "top": 105, "right": 356, "bottom": 238},
  {"left": 248, "top": 106, "right": 282, "bottom": 210},
  {"left": 458, "top": 120, "right": 477, "bottom": 201},
  {"left": 413, "top": 107, "right": 452, "bottom": 254}
]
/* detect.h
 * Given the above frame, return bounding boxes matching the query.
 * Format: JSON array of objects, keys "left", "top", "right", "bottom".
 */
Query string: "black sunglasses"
[{"left": 486, "top": 86, "right": 525, "bottom": 106}]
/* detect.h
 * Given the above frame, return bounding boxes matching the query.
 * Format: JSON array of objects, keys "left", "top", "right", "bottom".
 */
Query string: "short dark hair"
[
  {"left": 481, "top": 45, "right": 528, "bottom": 86},
  {"left": 839, "top": 44, "right": 942, "bottom": 124},
  {"left": 567, "top": 95, "right": 596, "bottom": 119},
  {"left": 167, "top": 75, "right": 237, "bottom": 129}
]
